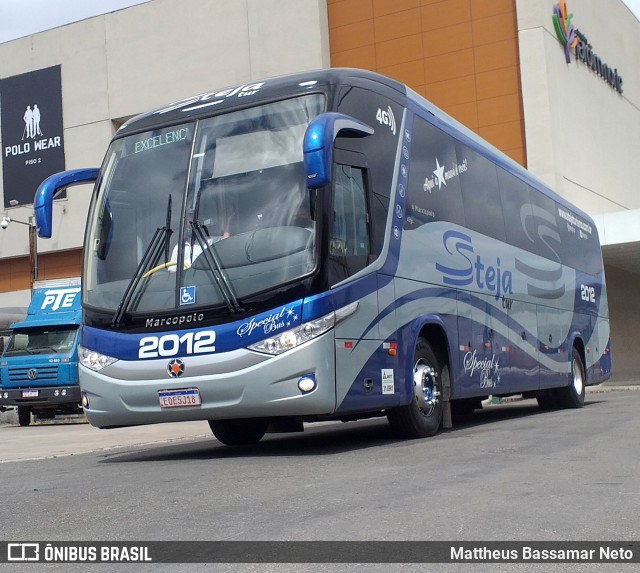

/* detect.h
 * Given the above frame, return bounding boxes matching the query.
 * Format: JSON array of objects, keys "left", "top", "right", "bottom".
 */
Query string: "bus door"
[
  {"left": 330, "top": 157, "right": 398, "bottom": 409},
  {"left": 331, "top": 86, "right": 404, "bottom": 408}
]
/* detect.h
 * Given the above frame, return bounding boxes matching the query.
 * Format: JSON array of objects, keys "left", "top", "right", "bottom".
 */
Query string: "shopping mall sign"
[
  {"left": 0, "top": 65, "right": 66, "bottom": 208},
  {"left": 552, "top": 1, "right": 624, "bottom": 94}
]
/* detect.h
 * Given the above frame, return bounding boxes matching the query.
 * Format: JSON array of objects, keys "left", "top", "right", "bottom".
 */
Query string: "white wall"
[
  {"left": 0, "top": 0, "right": 330, "bottom": 258},
  {"left": 517, "top": 0, "right": 640, "bottom": 216}
]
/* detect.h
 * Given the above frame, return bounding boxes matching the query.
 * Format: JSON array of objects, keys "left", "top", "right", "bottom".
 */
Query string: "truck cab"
[{"left": 0, "top": 280, "right": 82, "bottom": 426}]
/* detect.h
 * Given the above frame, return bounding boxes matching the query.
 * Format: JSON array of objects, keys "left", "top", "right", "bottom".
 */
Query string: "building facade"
[{"left": 0, "top": 0, "right": 638, "bottom": 379}]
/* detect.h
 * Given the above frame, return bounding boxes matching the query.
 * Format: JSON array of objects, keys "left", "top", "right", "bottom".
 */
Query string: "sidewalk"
[
  {"left": 598, "top": 379, "right": 640, "bottom": 387},
  {"left": 0, "top": 419, "right": 211, "bottom": 463}
]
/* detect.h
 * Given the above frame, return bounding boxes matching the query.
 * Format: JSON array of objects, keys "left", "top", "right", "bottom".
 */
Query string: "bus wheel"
[
  {"left": 555, "top": 348, "right": 586, "bottom": 409},
  {"left": 387, "top": 338, "right": 443, "bottom": 438},
  {"left": 451, "top": 398, "right": 481, "bottom": 418},
  {"left": 208, "top": 418, "right": 268, "bottom": 446},
  {"left": 536, "top": 392, "right": 558, "bottom": 410},
  {"left": 17, "top": 406, "right": 31, "bottom": 427}
]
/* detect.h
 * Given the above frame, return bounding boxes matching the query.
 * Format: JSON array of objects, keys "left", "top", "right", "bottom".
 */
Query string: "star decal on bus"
[
  {"left": 433, "top": 157, "right": 447, "bottom": 189},
  {"left": 285, "top": 308, "right": 297, "bottom": 320}
]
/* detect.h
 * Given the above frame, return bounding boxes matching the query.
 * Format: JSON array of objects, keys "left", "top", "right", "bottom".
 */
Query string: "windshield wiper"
[
  {"left": 112, "top": 196, "right": 174, "bottom": 327},
  {"left": 191, "top": 221, "right": 243, "bottom": 313},
  {"left": 111, "top": 226, "right": 172, "bottom": 327}
]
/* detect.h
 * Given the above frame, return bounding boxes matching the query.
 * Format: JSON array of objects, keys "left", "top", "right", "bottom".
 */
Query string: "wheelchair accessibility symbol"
[{"left": 180, "top": 286, "right": 196, "bottom": 305}]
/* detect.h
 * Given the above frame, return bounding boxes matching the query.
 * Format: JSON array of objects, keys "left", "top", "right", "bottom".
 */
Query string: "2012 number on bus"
[{"left": 139, "top": 331, "right": 216, "bottom": 358}]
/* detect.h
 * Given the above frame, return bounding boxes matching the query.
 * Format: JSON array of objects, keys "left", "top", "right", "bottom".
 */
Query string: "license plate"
[
  {"left": 22, "top": 389, "right": 39, "bottom": 398},
  {"left": 158, "top": 388, "right": 201, "bottom": 408}
]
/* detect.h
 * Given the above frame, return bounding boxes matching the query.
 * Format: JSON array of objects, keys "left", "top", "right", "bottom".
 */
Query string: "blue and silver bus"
[{"left": 34, "top": 69, "right": 611, "bottom": 444}]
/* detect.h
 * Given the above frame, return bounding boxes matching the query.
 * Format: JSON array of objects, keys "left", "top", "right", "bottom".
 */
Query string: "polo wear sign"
[{"left": 1, "top": 65, "right": 65, "bottom": 208}]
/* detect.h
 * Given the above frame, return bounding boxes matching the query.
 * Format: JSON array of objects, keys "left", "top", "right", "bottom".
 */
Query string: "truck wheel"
[
  {"left": 208, "top": 418, "right": 268, "bottom": 446},
  {"left": 387, "top": 338, "right": 443, "bottom": 438},
  {"left": 17, "top": 406, "right": 31, "bottom": 427},
  {"left": 555, "top": 347, "right": 586, "bottom": 409}
]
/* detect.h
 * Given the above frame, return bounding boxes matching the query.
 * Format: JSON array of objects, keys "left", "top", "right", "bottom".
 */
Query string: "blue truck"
[{"left": 0, "top": 281, "right": 82, "bottom": 426}]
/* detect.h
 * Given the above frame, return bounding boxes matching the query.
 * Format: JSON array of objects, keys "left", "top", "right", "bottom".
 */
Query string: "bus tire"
[
  {"left": 555, "top": 347, "right": 586, "bottom": 409},
  {"left": 536, "top": 392, "right": 558, "bottom": 410},
  {"left": 17, "top": 406, "right": 31, "bottom": 427},
  {"left": 387, "top": 338, "right": 443, "bottom": 439},
  {"left": 451, "top": 397, "right": 481, "bottom": 418},
  {"left": 208, "top": 418, "right": 268, "bottom": 446}
]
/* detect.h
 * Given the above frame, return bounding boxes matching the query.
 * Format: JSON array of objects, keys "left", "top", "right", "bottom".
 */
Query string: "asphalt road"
[{"left": 1, "top": 389, "right": 639, "bottom": 573}]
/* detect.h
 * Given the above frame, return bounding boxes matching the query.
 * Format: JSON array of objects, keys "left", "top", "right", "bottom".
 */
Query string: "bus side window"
[
  {"left": 329, "top": 164, "right": 371, "bottom": 281},
  {"left": 332, "top": 165, "right": 370, "bottom": 255}
]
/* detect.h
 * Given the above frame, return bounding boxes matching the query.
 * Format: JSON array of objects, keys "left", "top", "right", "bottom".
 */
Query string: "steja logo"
[{"left": 552, "top": 0, "right": 577, "bottom": 64}]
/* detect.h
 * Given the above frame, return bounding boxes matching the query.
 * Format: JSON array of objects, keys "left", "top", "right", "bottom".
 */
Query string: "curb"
[
  {"left": 586, "top": 384, "right": 640, "bottom": 393},
  {"left": 0, "top": 410, "right": 86, "bottom": 426},
  {"left": 489, "top": 383, "right": 640, "bottom": 405}
]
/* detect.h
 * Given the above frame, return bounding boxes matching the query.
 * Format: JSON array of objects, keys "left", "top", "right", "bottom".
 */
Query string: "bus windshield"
[{"left": 84, "top": 94, "right": 324, "bottom": 315}]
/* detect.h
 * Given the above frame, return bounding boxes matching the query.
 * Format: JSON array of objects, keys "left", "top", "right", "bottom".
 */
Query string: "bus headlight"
[
  {"left": 78, "top": 345, "right": 118, "bottom": 372},
  {"left": 248, "top": 301, "right": 358, "bottom": 355}
]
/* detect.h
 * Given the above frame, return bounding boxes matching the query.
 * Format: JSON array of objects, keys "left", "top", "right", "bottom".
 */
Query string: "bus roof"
[{"left": 116, "top": 68, "right": 405, "bottom": 137}]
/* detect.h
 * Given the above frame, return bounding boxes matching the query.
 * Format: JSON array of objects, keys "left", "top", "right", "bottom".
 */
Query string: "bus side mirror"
[
  {"left": 303, "top": 112, "right": 373, "bottom": 189},
  {"left": 34, "top": 168, "right": 99, "bottom": 238}
]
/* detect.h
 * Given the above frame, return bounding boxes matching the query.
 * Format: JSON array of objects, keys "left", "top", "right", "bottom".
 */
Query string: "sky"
[
  {"left": 0, "top": 0, "right": 151, "bottom": 44},
  {"left": 0, "top": 0, "right": 639, "bottom": 44},
  {"left": 623, "top": 0, "right": 640, "bottom": 20}
]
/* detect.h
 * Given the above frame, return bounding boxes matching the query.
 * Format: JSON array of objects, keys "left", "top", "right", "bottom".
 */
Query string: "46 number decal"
[{"left": 139, "top": 331, "right": 216, "bottom": 359}]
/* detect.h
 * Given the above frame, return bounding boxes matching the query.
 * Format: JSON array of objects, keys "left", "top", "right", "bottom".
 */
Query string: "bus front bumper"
[{"left": 79, "top": 331, "right": 336, "bottom": 428}]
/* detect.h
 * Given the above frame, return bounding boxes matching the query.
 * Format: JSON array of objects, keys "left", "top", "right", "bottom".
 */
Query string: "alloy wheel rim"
[
  {"left": 572, "top": 357, "right": 584, "bottom": 395},
  {"left": 413, "top": 360, "right": 440, "bottom": 417}
]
